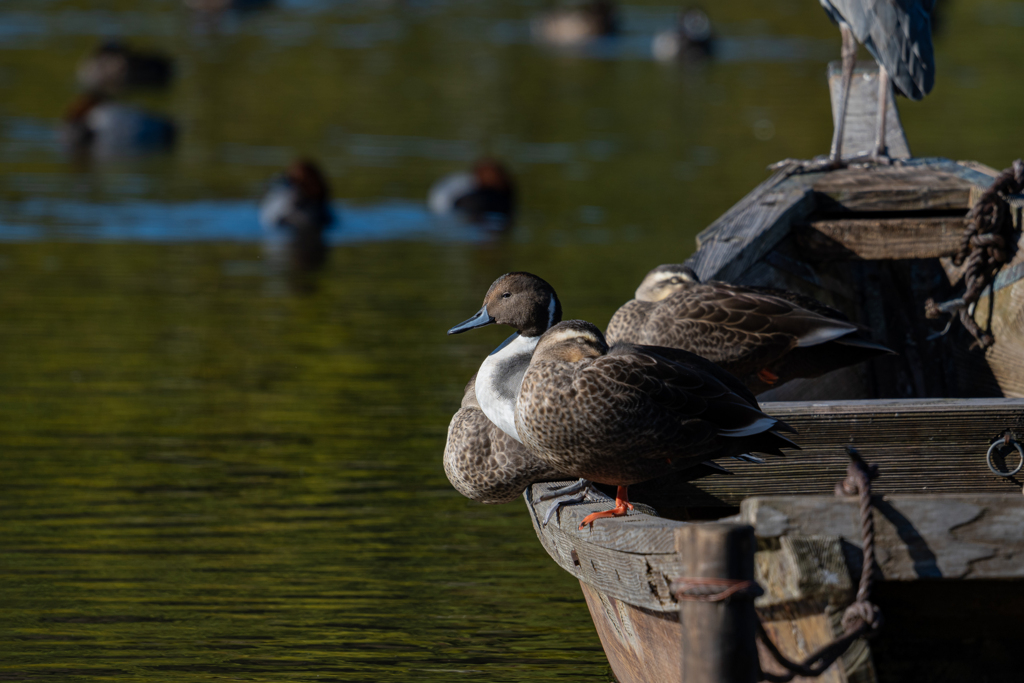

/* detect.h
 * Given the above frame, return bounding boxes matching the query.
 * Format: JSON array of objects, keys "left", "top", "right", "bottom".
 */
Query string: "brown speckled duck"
[
  {"left": 606, "top": 264, "right": 893, "bottom": 394},
  {"left": 444, "top": 374, "right": 566, "bottom": 505},
  {"left": 515, "top": 320, "right": 798, "bottom": 528}
]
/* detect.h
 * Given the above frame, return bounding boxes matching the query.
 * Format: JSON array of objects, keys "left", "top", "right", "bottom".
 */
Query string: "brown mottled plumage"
[
  {"left": 607, "top": 265, "right": 892, "bottom": 394},
  {"left": 515, "top": 321, "right": 797, "bottom": 496},
  {"left": 444, "top": 375, "right": 566, "bottom": 504}
]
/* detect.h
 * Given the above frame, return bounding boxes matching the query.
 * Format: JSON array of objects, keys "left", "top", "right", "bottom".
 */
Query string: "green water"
[{"left": 0, "top": 1, "right": 1021, "bottom": 681}]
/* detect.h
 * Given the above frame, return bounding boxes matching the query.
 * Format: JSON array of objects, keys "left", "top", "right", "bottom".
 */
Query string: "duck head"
[
  {"left": 472, "top": 158, "right": 513, "bottom": 192},
  {"left": 448, "top": 272, "right": 562, "bottom": 338},
  {"left": 287, "top": 158, "right": 330, "bottom": 204},
  {"left": 532, "top": 320, "right": 608, "bottom": 363},
  {"left": 634, "top": 263, "right": 700, "bottom": 302}
]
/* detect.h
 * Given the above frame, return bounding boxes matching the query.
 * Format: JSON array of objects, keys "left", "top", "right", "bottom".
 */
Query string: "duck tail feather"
[{"left": 835, "top": 336, "right": 896, "bottom": 354}]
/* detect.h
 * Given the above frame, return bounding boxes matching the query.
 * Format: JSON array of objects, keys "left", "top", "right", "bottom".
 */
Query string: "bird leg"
[
  {"left": 539, "top": 478, "right": 594, "bottom": 526},
  {"left": 579, "top": 486, "right": 633, "bottom": 530},
  {"left": 770, "top": 24, "right": 857, "bottom": 175},
  {"left": 870, "top": 65, "right": 893, "bottom": 164},
  {"left": 829, "top": 23, "right": 857, "bottom": 163}
]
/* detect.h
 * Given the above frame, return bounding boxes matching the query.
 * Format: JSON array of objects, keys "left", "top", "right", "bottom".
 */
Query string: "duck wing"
[
  {"left": 586, "top": 345, "right": 793, "bottom": 461},
  {"left": 445, "top": 396, "right": 565, "bottom": 504},
  {"left": 606, "top": 299, "right": 656, "bottom": 346}
]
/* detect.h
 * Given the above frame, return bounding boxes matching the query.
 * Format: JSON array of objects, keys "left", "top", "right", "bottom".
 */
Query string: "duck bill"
[{"left": 447, "top": 306, "right": 495, "bottom": 335}]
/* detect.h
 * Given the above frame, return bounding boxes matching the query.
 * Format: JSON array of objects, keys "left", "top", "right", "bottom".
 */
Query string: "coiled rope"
[{"left": 925, "top": 159, "right": 1024, "bottom": 349}]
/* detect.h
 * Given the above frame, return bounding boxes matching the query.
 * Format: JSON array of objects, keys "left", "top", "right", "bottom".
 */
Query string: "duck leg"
[
  {"left": 539, "top": 478, "right": 595, "bottom": 526},
  {"left": 579, "top": 486, "right": 633, "bottom": 530}
]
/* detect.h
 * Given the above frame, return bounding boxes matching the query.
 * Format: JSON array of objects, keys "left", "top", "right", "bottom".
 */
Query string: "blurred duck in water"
[
  {"left": 76, "top": 41, "right": 174, "bottom": 95},
  {"left": 428, "top": 158, "right": 515, "bottom": 227},
  {"left": 62, "top": 93, "right": 176, "bottom": 160},
  {"left": 532, "top": 1, "right": 619, "bottom": 47},
  {"left": 652, "top": 7, "right": 714, "bottom": 62},
  {"left": 183, "top": 0, "right": 273, "bottom": 13},
  {"left": 259, "top": 159, "right": 335, "bottom": 271}
]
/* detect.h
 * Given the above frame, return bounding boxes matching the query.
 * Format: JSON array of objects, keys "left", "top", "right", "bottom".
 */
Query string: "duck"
[
  {"left": 61, "top": 93, "right": 176, "bottom": 160},
  {"left": 532, "top": 1, "right": 619, "bottom": 47},
  {"left": 445, "top": 374, "right": 567, "bottom": 505},
  {"left": 447, "top": 272, "right": 562, "bottom": 442},
  {"left": 446, "top": 271, "right": 765, "bottom": 512},
  {"left": 428, "top": 158, "right": 515, "bottom": 227},
  {"left": 515, "top": 320, "right": 798, "bottom": 528},
  {"left": 76, "top": 40, "right": 174, "bottom": 95},
  {"left": 259, "top": 159, "right": 335, "bottom": 271},
  {"left": 651, "top": 7, "right": 714, "bottom": 62},
  {"left": 182, "top": 0, "right": 273, "bottom": 14},
  {"left": 444, "top": 373, "right": 735, "bottom": 523},
  {"left": 606, "top": 264, "right": 893, "bottom": 394}
]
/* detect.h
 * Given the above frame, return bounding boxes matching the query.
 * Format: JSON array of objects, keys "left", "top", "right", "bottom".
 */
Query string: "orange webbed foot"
[
  {"left": 579, "top": 486, "right": 633, "bottom": 530},
  {"left": 757, "top": 368, "right": 779, "bottom": 385}
]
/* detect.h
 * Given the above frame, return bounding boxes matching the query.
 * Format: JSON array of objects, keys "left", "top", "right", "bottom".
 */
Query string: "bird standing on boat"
[
  {"left": 821, "top": 0, "right": 935, "bottom": 163},
  {"left": 515, "top": 320, "right": 798, "bottom": 528},
  {"left": 76, "top": 41, "right": 174, "bottom": 95},
  {"left": 606, "top": 264, "right": 893, "bottom": 394},
  {"left": 532, "top": 1, "right": 619, "bottom": 47},
  {"left": 259, "top": 159, "right": 335, "bottom": 271},
  {"left": 428, "top": 158, "right": 516, "bottom": 227}
]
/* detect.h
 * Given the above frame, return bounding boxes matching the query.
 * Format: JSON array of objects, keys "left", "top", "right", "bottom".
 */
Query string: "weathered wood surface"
[
  {"left": 827, "top": 61, "right": 910, "bottom": 161},
  {"left": 690, "top": 171, "right": 818, "bottom": 283},
  {"left": 810, "top": 165, "right": 974, "bottom": 213},
  {"left": 684, "top": 398, "right": 1024, "bottom": 506},
  {"left": 741, "top": 494, "right": 1024, "bottom": 580},
  {"left": 578, "top": 582, "right": 683, "bottom": 683},
  {"left": 525, "top": 483, "right": 686, "bottom": 612},
  {"left": 688, "top": 158, "right": 995, "bottom": 285},
  {"left": 795, "top": 216, "right": 967, "bottom": 260},
  {"left": 677, "top": 524, "right": 759, "bottom": 683}
]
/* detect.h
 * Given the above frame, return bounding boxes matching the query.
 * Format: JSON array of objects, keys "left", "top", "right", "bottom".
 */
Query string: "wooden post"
[
  {"left": 827, "top": 61, "right": 911, "bottom": 160},
  {"left": 675, "top": 523, "right": 759, "bottom": 683}
]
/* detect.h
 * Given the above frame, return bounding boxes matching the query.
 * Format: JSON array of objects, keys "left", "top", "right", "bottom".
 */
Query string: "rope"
[
  {"left": 925, "top": 159, "right": 1024, "bottom": 349},
  {"left": 757, "top": 447, "right": 883, "bottom": 682}
]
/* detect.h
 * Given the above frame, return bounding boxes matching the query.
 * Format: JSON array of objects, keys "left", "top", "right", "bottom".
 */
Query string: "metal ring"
[{"left": 986, "top": 439, "right": 1024, "bottom": 477}]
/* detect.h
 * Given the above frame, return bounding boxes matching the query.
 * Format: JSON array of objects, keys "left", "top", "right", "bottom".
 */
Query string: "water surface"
[{"left": 1, "top": 0, "right": 1021, "bottom": 680}]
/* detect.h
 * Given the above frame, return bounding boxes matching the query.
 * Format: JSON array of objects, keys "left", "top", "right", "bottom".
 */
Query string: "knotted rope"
[
  {"left": 925, "top": 159, "right": 1024, "bottom": 349},
  {"left": 757, "top": 447, "right": 883, "bottom": 682}
]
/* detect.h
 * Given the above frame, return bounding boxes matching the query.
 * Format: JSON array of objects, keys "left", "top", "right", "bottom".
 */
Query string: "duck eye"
[{"left": 501, "top": 292, "right": 511, "bottom": 298}]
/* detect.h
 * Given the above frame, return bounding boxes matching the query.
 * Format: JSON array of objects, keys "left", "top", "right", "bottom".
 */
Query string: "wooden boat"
[{"left": 523, "top": 63, "right": 1024, "bottom": 683}]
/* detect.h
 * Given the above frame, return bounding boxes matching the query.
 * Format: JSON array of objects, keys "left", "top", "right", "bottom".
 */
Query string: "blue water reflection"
[{"left": 0, "top": 198, "right": 493, "bottom": 244}]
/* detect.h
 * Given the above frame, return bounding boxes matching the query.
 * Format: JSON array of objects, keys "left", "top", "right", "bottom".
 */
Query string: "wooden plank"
[
  {"left": 689, "top": 174, "right": 819, "bottom": 283},
  {"left": 811, "top": 165, "right": 975, "bottom": 213},
  {"left": 525, "top": 484, "right": 685, "bottom": 612},
  {"left": 827, "top": 61, "right": 910, "bottom": 160},
  {"left": 973, "top": 277, "right": 1024, "bottom": 398},
  {"left": 740, "top": 494, "right": 1024, "bottom": 580},
  {"left": 683, "top": 398, "right": 1024, "bottom": 506},
  {"left": 579, "top": 582, "right": 684, "bottom": 683},
  {"left": 795, "top": 216, "right": 968, "bottom": 260},
  {"left": 676, "top": 524, "right": 759, "bottom": 683},
  {"left": 688, "top": 159, "right": 994, "bottom": 288}
]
